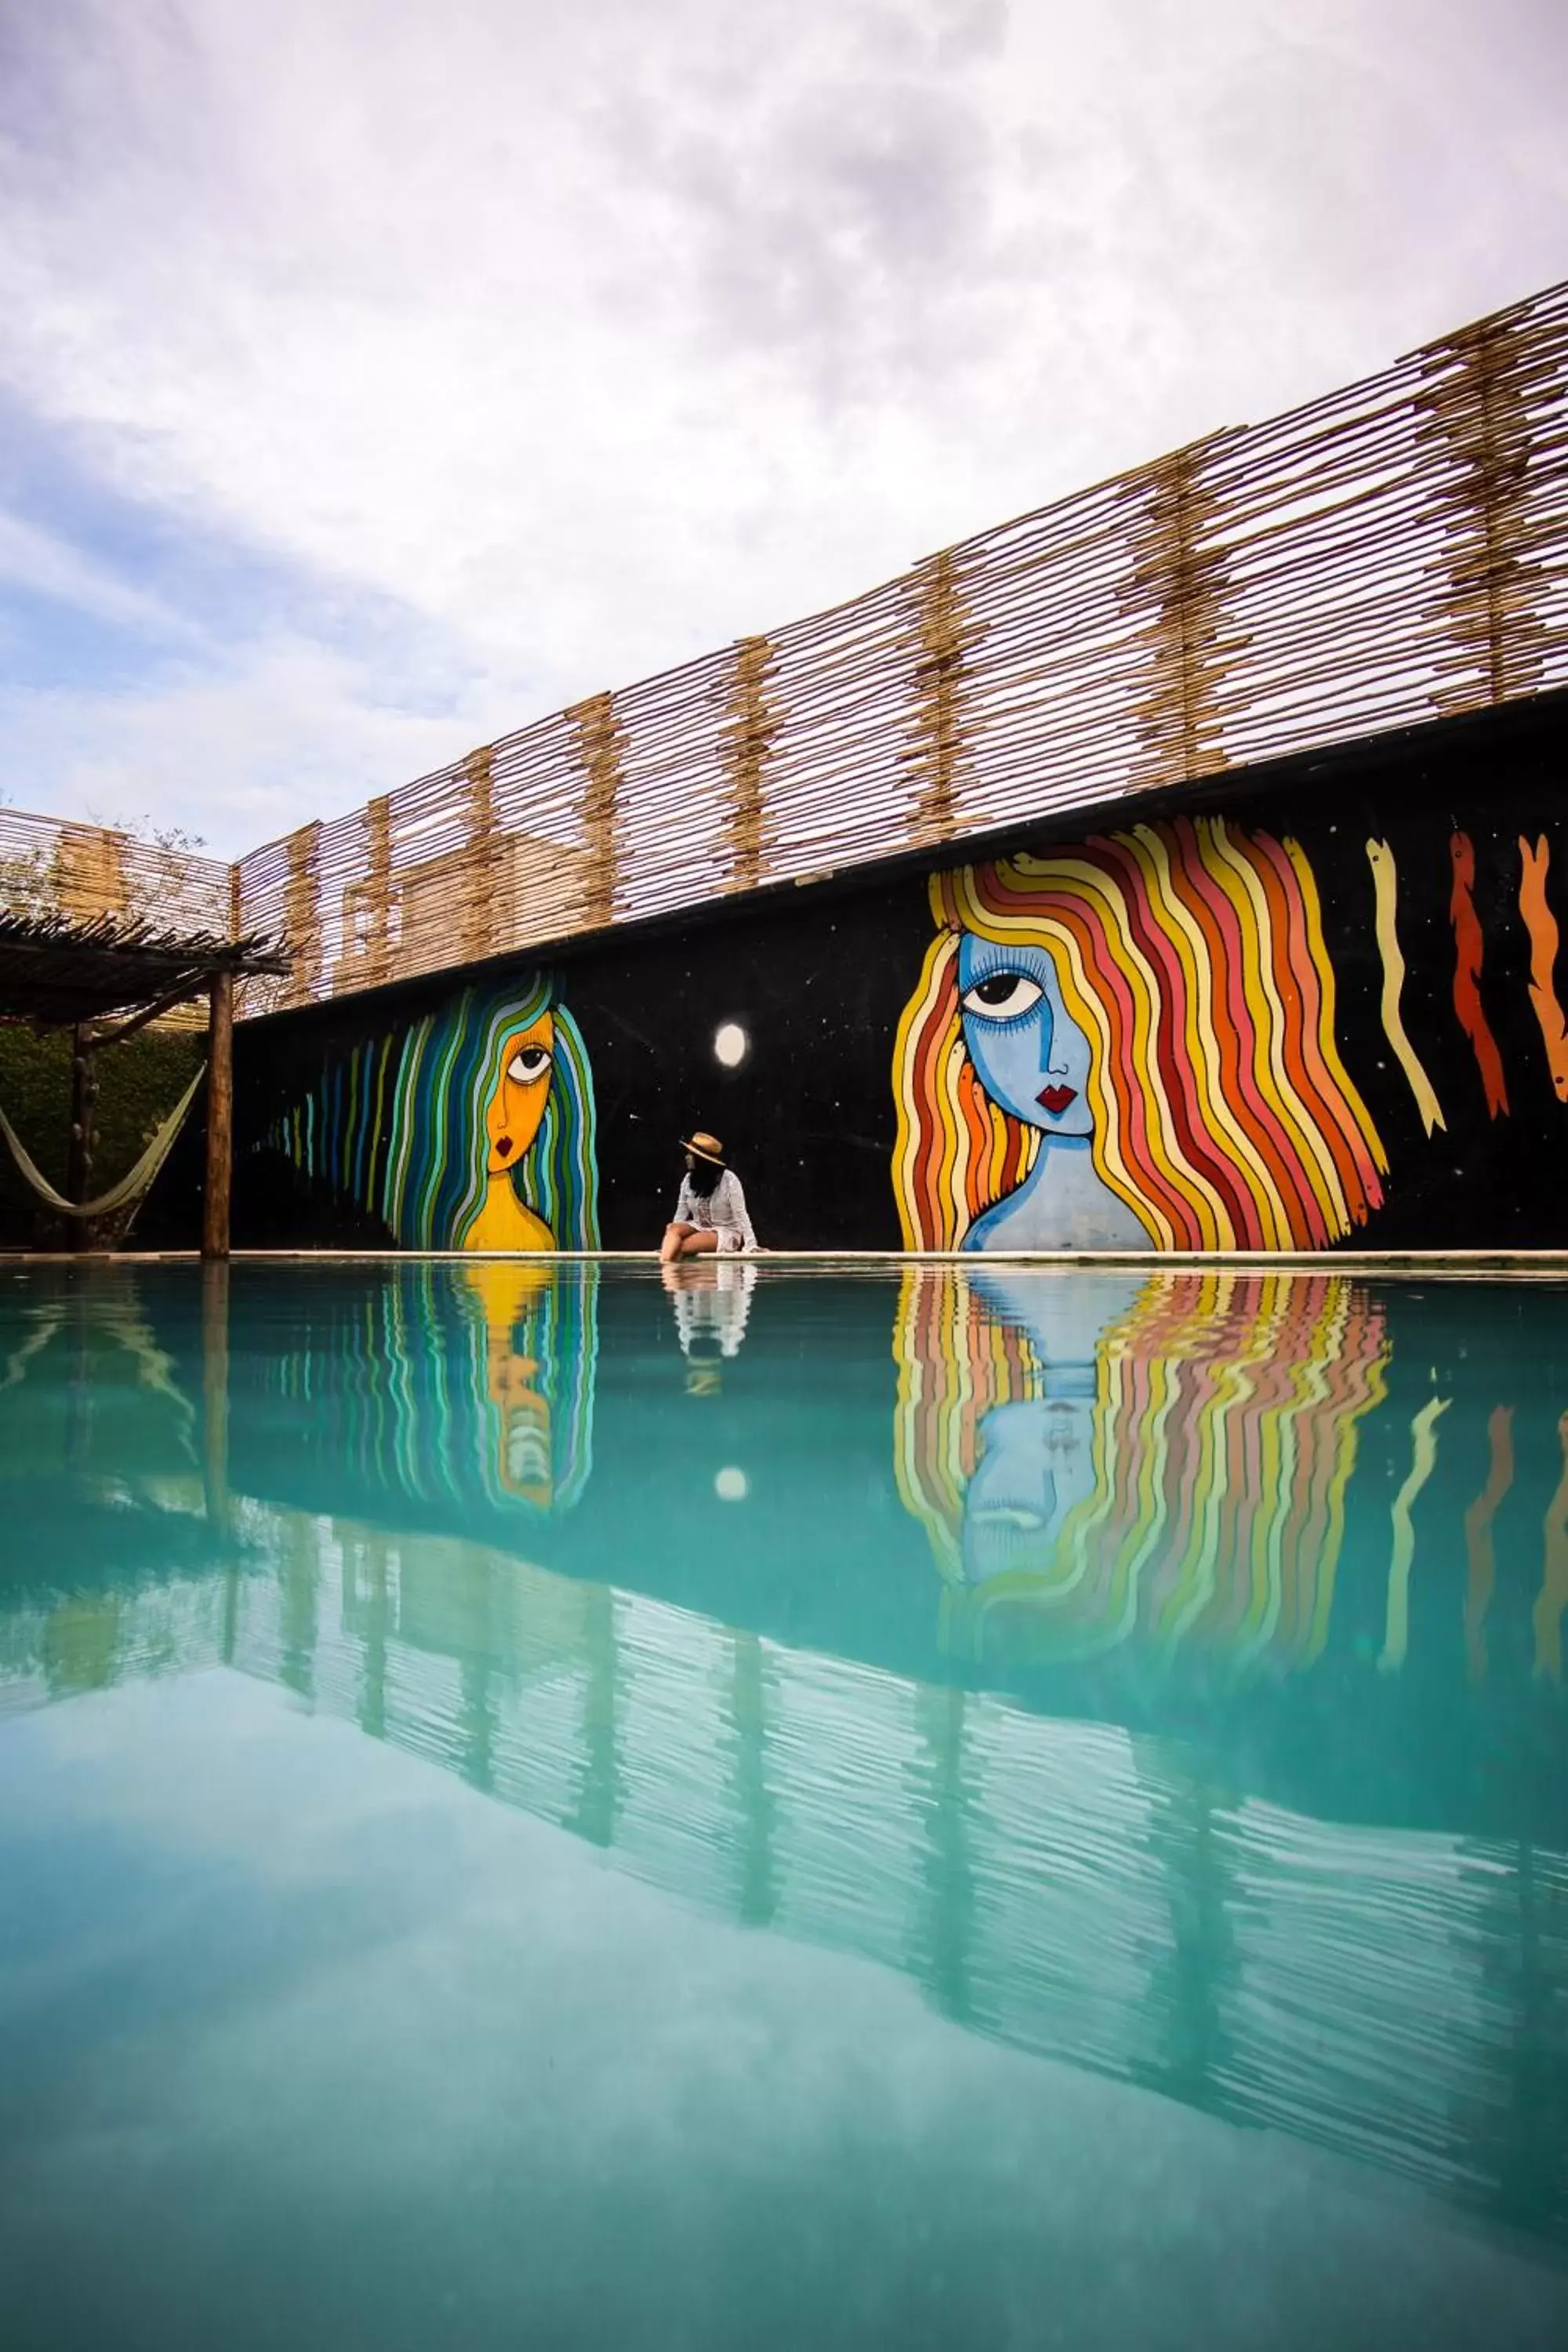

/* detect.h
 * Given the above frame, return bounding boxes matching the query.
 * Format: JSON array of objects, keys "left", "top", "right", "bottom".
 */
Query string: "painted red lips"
[{"left": 1037, "top": 1086, "right": 1078, "bottom": 1115}]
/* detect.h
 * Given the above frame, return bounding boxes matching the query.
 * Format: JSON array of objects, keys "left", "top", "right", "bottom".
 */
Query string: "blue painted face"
[{"left": 957, "top": 934, "right": 1094, "bottom": 1136}]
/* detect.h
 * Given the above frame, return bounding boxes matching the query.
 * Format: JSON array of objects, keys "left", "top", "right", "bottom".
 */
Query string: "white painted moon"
[{"left": 713, "top": 1022, "right": 748, "bottom": 1068}]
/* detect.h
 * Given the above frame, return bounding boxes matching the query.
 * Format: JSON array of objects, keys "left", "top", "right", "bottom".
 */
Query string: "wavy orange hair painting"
[{"left": 892, "top": 816, "right": 1388, "bottom": 1251}]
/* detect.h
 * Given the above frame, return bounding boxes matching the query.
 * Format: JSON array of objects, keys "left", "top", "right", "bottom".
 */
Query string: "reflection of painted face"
[
  {"left": 464, "top": 1263, "right": 554, "bottom": 1507},
  {"left": 962, "top": 1396, "right": 1098, "bottom": 1584},
  {"left": 485, "top": 1014, "right": 555, "bottom": 1175},
  {"left": 957, "top": 935, "right": 1094, "bottom": 1136},
  {"left": 960, "top": 1271, "right": 1145, "bottom": 1588}
]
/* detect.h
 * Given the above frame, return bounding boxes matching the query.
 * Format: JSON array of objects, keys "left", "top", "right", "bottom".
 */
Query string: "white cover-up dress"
[{"left": 672, "top": 1169, "right": 758, "bottom": 1254}]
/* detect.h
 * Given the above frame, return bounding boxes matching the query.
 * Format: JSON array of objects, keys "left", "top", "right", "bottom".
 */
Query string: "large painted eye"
[
  {"left": 507, "top": 1045, "right": 552, "bottom": 1085},
  {"left": 961, "top": 972, "right": 1044, "bottom": 1022}
]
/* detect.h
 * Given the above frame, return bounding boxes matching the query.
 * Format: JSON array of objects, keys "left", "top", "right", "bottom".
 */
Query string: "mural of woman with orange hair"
[{"left": 893, "top": 816, "right": 1388, "bottom": 1252}]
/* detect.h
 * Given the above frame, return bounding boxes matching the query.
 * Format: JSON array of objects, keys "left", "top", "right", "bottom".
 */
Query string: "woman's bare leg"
[
  {"left": 661, "top": 1222, "right": 695, "bottom": 1264},
  {"left": 678, "top": 1228, "right": 720, "bottom": 1258}
]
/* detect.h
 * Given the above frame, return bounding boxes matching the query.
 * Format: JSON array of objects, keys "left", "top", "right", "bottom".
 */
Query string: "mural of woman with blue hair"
[{"left": 270, "top": 972, "right": 598, "bottom": 1250}]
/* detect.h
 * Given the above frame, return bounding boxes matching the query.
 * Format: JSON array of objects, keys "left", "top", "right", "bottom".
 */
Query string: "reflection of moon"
[
  {"left": 714, "top": 1022, "right": 748, "bottom": 1068},
  {"left": 715, "top": 1465, "right": 750, "bottom": 1501}
]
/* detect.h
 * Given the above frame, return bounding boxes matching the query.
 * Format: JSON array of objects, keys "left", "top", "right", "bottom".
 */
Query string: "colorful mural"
[
  {"left": 892, "top": 818, "right": 1387, "bottom": 1252},
  {"left": 270, "top": 975, "right": 597, "bottom": 1250},
  {"left": 1519, "top": 833, "right": 1568, "bottom": 1104},
  {"left": 893, "top": 1266, "right": 1392, "bottom": 1670},
  {"left": 893, "top": 813, "right": 1568, "bottom": 1254},
  {"left": 1448, "top": 833, "right": 1509, "bottom": 1120}
]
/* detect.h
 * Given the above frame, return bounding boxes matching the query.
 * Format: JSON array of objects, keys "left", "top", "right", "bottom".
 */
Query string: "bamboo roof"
[{"left": 0, "top": 909, "right": 289, "bottom": 1029}]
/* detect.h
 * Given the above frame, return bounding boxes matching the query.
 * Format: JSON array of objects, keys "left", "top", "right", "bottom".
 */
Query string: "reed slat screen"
[
  {"left": 5, "top": 281, "right": 1566, "bottom": 1024},
  {"left": 0, "top": 810, "right": 234, "bottom": 1029}
]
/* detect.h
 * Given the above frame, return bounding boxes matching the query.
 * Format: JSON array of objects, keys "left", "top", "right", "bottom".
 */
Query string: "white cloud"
[
  {"left": 0, "top": 0, "right": 1563, "bottom": 844},
  {"left": 0, "top": 631, "right": 539, "bottom": 853}
]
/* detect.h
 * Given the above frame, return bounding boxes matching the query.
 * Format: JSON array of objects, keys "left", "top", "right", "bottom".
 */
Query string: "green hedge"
[{"left": 0, "top": 1025, "right": 204, "bottom": 1246}]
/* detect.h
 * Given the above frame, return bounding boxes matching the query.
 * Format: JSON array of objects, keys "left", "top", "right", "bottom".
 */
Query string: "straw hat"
[{"left": 681, "top": 1131, "right": 725, "bottom": 1166}]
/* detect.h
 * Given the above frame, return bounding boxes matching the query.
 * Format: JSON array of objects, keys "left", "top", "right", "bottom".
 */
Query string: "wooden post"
[
  {"left": 281, "top": 819, "right": 323, "bottom": 1007},
  {"left": 462, "top": 746, "right": 497, "bottom": 964},
  {"left": 1417, "top": 318, "right": 1544, "bottom": 711},
  {"left": 202, "top": 967, "right": 234, "bottom": 1261},
  {"left": 1127, "top": 434, "right": 1233, "bottom": 789},
  {"left": 911, "top": 549, "right": 974, "bottom": 848},
  {"left": 724, "top": 636, "right": 778, "bottom": 893},
  {"left": 570, "top": 691, "right": 624, "bottom": 930},
  {"left": 66, "top": 1022, "right": 98, "bottom": 1254},
  {"left": 361, "top": 795, "right": 393, "bottom": 988}
]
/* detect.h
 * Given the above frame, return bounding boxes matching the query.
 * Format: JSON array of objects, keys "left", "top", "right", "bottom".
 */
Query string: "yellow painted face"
[{"left": 485, "top": 1013, "right": 554, "bottom": 1176}]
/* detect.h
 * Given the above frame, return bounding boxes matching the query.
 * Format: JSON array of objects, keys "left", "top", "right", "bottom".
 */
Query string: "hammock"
[{"left": 0, "top": 1063, "right": 206, "bottom": 1220}]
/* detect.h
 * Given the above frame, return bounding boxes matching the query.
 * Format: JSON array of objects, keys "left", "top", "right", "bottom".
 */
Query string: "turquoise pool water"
[{"left": 2, "top": 1258, "right": 1566, "bottom": 2350}]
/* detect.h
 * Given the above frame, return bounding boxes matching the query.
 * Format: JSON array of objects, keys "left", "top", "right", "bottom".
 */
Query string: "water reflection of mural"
[
  {"left": 270, "top": 975, "right": 597, "bottom": 1249},
  {"left": 895, "top": 1269, "right": 1392, "bottom": 1670},
  {"left": 463, "top": 1262, "right": 597, "bottom": 1507},
  {"left": 256, "top": 1262, "right": 598, "bottom": 1515}
]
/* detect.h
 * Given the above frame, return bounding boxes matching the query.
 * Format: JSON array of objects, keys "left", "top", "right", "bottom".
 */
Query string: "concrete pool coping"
[{"left": 9, "top": 1247, "right": 1568, "bottom": 1279}]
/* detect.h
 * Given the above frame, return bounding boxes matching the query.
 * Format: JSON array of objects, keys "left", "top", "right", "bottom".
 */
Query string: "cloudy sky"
[{"left": 1, "top": 0, "right": 1564, "bottom": 856}]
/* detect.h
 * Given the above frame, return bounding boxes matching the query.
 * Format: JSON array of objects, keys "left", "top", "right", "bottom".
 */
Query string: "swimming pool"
[{"left": 2, "top": 1258, "right": 1565, "bottom": 2349}]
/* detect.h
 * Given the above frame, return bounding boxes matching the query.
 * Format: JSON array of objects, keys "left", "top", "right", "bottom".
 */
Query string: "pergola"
[{"left": 0, "top": 909, "right": 289, "bottom": 1256}]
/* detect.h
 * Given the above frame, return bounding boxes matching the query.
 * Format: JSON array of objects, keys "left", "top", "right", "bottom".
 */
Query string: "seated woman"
[{"left": 660, "top": 1131, "right": 758, "bottom": 1261}]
